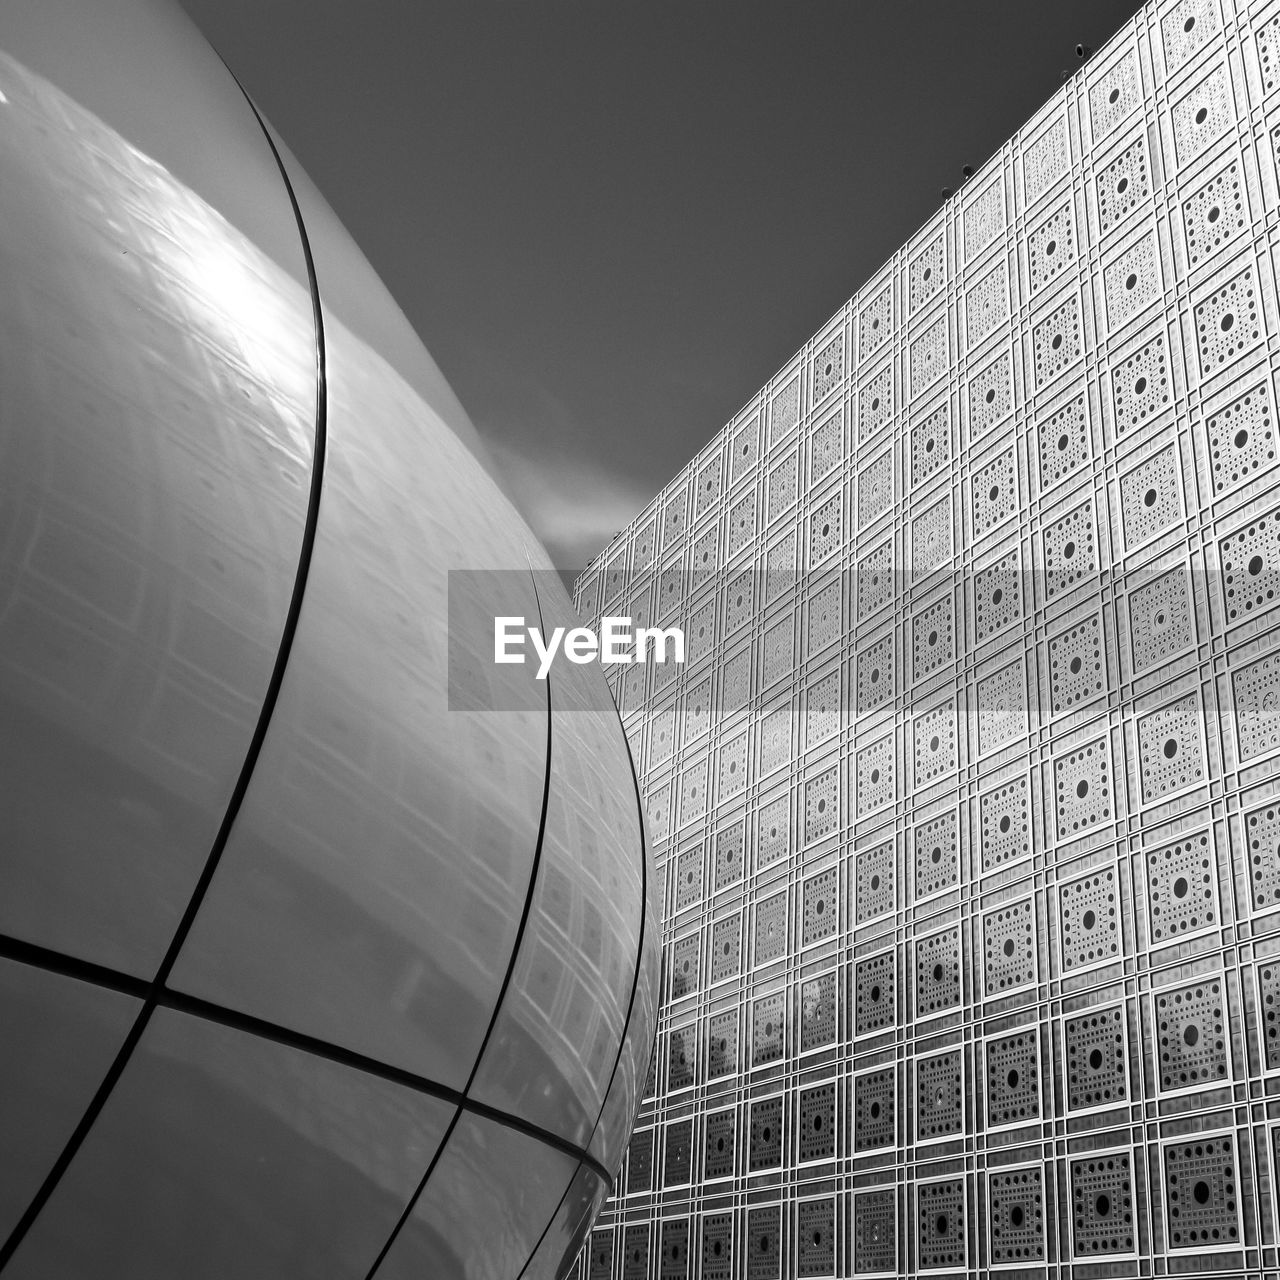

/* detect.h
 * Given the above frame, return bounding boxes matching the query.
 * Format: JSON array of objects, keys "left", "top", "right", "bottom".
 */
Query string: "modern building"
[
  {"left": 0, "top": 2, "right": 656, "bottom": 1277},
  {"left": 572, "top": 0, "right": 1280, "bottom": 1275}
]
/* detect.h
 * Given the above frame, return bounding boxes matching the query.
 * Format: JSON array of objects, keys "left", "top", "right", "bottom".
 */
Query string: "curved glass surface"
[
  {"left": 589, "top": 826, "right": 661, "bottom": 1169},
  {"left": 0, "top": 1, "right": 316, "bottom": 974},
  {"left": 232, "top": 122, "right": 496, "bottom": 477},
  {"left": 370, "top": 1114, "right": 578, "bottom": 1280},
  {"left": 0, "top": 959, "right": 139, "bottom": 1241},
  {"left": 468, "top": 572, "right": 645, "bottom": 1146},
  {"left": 0, "top": 5, "right": 656, "bottom": 1268},
  {"left": 518, "top": 1162, "right": 608, "bottom": 1280},
  {"left": 0, "top": 0, "right": 315, "bottom": 282},
  {"left": 5, "top": 1008, "right": 454, "bottom": 1279},
  {"left": 167, "top": 141, "right": 551, "bottom": 1089}
]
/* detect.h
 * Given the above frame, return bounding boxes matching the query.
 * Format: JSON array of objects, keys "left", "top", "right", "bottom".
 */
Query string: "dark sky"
[{"left": 179, "top": 0, "right": 1141, "bottom": 571}]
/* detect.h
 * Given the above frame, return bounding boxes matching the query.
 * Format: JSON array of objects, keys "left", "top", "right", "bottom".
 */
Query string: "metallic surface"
[
  {"left": 7, "top": 1009, "right": 456, "bottom": 1280},
  {"left": 0, "top": 0, "right": 656, "bottom": 1275},
  {"left": 164, "top": 151, "right": 553, "bottom": 1084},
  {"left": 521, "top": 1165, "right": 610, "bottom": 1280},
  {"left": 0, "top": 0, "right": 316, "bottom": 976},
  {"left": 374, "top": 1112, "right": 581, "bottom": 1280},
  {"left": 0, "top": 962, "right": 139, "bottom": 1242},
  {"left": 571, "top": 0, "right": 1280, "bottom": 1277},
  {"left": 467, "top": 646, "right": 646, "bottom": 1145}
]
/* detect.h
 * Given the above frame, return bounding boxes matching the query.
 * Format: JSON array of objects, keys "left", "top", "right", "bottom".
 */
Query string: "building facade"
[{"left": 572, "top": 0, "right": 1280, "bottom": 1275}]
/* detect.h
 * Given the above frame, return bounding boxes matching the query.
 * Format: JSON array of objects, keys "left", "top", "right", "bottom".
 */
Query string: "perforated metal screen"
[{"left": 572, "top": 1, "right": 1280, "bottom": 1275}]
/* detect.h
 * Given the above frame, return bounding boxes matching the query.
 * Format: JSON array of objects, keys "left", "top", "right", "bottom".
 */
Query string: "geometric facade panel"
[
  {"left": 665, "top": 1120, "right": 693, "bottom": 1188},
  {"left": 978, "top": 658, "right": 1028, "bottom": 754},
  {"left": 572, "top": 4, "right": 1280, "bottom": 1275},
  {"left": 1144, "top": 830, "right": 1217, "bottom": 942},
  {"left": 1048, "top": 613, "right": 1105, "bottom": 715},
  {"left": 1153, "top": 976, "right": 1231, "bottom": 1094},
  {"left": 1064, "top": 1002, "right": 1129, "bottom": 1112},
  {"left": 980, "top": 775, "right": 1031, "bottom": 872},
  {"left": 1258, "top": 961, "right": 1280, "bottom": 1070},
  {"left": 988, "top": 1164, "right": 1046, "bottom": 1265},
  {"left": 856, "top": 949, "right": 897, "bottom": 1037},
  {"left": 659, "top": 1220, "right": 689, "bottom": 1280},
  {"left": 749, "top": 1095, "right": 784, "bottom": 1172},
  {"left": 1163, "top": 1134, "right": 1240, "bottom": 1250},
  {"left": 1129, "top": 564, "right": 1195, "bottom": 673},
  {"left": 800, "top": 969, "right": 839, "bottom": 1053},
  {"left": 986, "top": 1029, "right": 1041, "bottom": 1129},
  {"left": 917, "top": 1047, "right": 965, "bottom": 1142},
  {"left": 854, "top": 1189, "right": 896, "bottom": 1276},
  {"left": 746, "top": 1205, "right": 780, "bottom": 1280},
  {"left": 701, "top": 1215, "right": 732, "bottom": 1280},
  {"left": 915, "top": 810, "right": 960, "bottom": 900},
  {"left": 798, "top": 1082, "right": 837, "bottom": 1163},
  {"left": 1038, "top": 391, "right": 1091, "bottom": 490},
  {"left": 704, "top": 1109, "right": 736, "bottom": 1181},
  {"left": 1070, "top": 1151, "right": 1136, "bottom": 1257},
  {"left": 752, "top": 993, "right": 786, "bottom": 1068},
  {"left": 982, "top": 896, "right": 1037, "bottom": 996},
  {"left": 797, "top": 1197, "right": 836, "bottom": 1278},
  {"left": 1247, "top": 802, "right": 1280, "bottom": 914},
  {"left": 1059, "top": 864, "right": 1122, "bottom": 973},
  {"left": 853, "top": 1066, "right": 895, "bottom": 1152},
  {"left": 1136, "top": 692, "right": 1204, "bottom": 804},
  {"left": 1052, "top": 737, "right": 1113, "bottom": 843},
  {"left": 918, "top": 1177, "right": 966, "bottom": 1271},
  {"left": 917, "top": 927, "right": 962, "bottom": 1018},
  {"left": 1206, "top": 378, "right": 1275, "bottom": 495},
  {"left": 856, "top": 839, "right": 897, "bottom": 924}
]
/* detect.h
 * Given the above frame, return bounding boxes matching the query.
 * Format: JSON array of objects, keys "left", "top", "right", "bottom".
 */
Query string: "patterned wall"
[{"left": 570, "top": 0, "right": 1280, "bottom": 1275}]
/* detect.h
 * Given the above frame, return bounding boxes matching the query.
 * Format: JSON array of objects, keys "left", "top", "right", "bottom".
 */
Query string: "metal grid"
[{"left": 572, "top": 1, "right": 1280, "bottom": 1275}]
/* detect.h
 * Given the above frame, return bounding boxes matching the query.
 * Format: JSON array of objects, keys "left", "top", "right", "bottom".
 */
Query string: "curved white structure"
[{"left": 0, "top": 2, "right": 658, "bottom": 1276}]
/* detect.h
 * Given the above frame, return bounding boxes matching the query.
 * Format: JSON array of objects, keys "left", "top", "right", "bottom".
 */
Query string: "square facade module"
[{"left": 572, "top": 0, "right": 1280, "bottom": 1274}]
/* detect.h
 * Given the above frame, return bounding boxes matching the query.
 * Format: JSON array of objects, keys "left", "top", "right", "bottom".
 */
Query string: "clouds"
[
  {"left": 459, "top": 344, "right": 652, "bottom": 576},
  {"left": 487, "top": 438, "right": 650, "bottom": 578}
]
